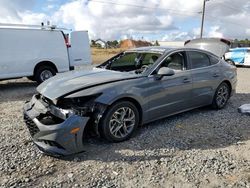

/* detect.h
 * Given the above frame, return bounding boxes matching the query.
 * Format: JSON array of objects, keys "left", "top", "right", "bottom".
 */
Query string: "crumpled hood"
[{"left": 37, "top": 68, "right": 138, "bottom": 100}]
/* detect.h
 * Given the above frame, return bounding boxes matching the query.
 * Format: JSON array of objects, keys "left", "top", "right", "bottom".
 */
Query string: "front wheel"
[
  {"left": 212, "top": 83, "right": 230, "bottom": 109},
  {"left": 100, "top": 101, "right": 140, "bottom": 142}
]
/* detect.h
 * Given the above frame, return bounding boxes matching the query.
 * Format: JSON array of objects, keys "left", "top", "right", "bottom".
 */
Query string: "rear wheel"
[
  {"left": 212, "top": 82, "right": 230, "bottom": 109},
  {"left": 100, "top": 101, "right": 139, "bottom": 142},
  {"left": 34, "top": 65, "right": 56, "bottom": 84}
]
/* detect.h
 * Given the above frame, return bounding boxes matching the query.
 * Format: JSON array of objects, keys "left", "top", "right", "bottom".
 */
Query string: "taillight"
[
  {"left": 65, "top": 37, "right": 71, "bottom": 48},
  {"left": 63, "top": 33, "right": 71, "bottom": 48}
]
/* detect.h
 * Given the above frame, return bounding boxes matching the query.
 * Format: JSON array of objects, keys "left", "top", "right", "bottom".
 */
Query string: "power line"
[
  {"left": 207, "top": 0, "right": 250, "bottom": 13},
  {"left": 89, "top": 0, "right": 199, "bottom": 16},
  {"left": 211, "top": 1, "right": 244, "bottom": 12},
  {"left": 89, "top": 0, "right": 249, "bottom": 29},
  {"left": 205, "top": 15, "right": 249, "bottom": 28}
]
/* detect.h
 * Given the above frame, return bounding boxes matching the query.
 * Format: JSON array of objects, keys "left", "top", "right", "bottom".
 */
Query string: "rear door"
[
  {"left": 68, "top": 31, "right": 92, "bottom": 66},
  {"left": 187, "top": 50, "right": 222, "bottom": 107}
]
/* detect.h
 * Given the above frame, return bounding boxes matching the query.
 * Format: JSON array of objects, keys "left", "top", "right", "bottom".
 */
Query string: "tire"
[
  {"left": 34, "top": 65, "right": 56, "bottom": 84},
  {"left": 212, "top": 82, "right": 230, "bottom": 109},
  {"left": 100, "top": 101, "right": 140, "bottom": 142}
]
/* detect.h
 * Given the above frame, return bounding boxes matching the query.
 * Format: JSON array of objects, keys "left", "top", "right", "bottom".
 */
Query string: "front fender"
[{"left": 95, "top": 92, "right": 144, "bottom": 106}]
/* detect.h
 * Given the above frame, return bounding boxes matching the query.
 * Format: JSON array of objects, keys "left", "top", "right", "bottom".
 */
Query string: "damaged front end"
[{"left": 23, "top": 94, "right": 106, "bottom": 156}]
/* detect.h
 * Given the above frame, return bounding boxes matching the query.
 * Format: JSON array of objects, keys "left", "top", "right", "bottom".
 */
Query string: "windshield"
[{"left": 98, "top": 51, "right": 162, "bottom": 74}]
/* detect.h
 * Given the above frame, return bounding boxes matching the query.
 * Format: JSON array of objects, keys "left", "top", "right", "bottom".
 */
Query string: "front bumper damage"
[{"left": 23, "top": 95, "right": 89, "bottom": 156}]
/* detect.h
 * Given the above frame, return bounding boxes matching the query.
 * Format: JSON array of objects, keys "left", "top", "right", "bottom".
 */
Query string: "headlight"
[
  {"left": 49, "top": 105, "right": 74, "bottom": 120},
  {"left": 56, "top": 94, "right": 102, "bottom": 116}
]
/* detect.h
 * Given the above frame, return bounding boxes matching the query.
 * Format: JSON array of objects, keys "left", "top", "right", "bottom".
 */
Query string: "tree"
[
  {"left": 91, "top": 40, "right": 96, "bottom": 46},
  {"left": 154, "top": 40, "right": 160, "bottom": 46},
  {"left": 113, "top": 40, "right": 119, "bottom": 46}
]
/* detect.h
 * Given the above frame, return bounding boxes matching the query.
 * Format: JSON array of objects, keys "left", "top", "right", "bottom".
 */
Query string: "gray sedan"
[{"left": 23, "top": 46, "right": 237, "bottom": 156}]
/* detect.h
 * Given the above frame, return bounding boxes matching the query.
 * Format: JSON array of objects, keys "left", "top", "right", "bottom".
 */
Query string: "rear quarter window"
[
  {"left": 188, "top": 51, "right": 210, "bottom": 69},
  {"left": 209, "top": 55, "right": 220, "bottom": 65}
]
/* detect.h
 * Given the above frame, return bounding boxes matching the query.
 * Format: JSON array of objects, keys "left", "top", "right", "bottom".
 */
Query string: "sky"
[{"left": 0, "top": 0, "right": 250, "bottom": 41}]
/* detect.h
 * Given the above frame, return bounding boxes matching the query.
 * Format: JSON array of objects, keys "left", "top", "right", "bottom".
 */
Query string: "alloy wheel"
[
  {"left": 109, "top": 107, "right": 136, "bottom": 139},
  {"left": 216, "top": 85, "right": 229, "bottom": 108}
]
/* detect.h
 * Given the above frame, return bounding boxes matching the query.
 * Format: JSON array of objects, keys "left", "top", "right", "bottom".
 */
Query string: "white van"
[{"left": 0, "top": 24, "right": 92, "bottom": 83}]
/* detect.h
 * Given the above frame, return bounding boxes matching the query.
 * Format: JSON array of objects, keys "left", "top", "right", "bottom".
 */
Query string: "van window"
[{"left": 189, "top": 51, "right": 210, "bottom": 69}]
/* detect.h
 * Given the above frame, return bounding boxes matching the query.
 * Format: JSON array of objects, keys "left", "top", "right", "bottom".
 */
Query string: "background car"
[
  {"left": 24, "top": 46, "right": 237, "bottom": 156},
  {"left": 225, "top": 47, "right": 250, "bottom": 66}
]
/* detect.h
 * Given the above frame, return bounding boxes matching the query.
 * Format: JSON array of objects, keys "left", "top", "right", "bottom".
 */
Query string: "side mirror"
[{"left": 155, "top": 67, "right": 175, "bottom": 80}]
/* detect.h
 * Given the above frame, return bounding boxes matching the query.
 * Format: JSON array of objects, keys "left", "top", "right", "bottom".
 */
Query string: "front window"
[
  {"left": 152, "top": 52, "right": 186, "bottom": 75},
  {"left": 98, "top": 51, "right": 162, "bottom": 74},
  {"left": 110, "top": 52, "right": 137, "bottom": 69}
]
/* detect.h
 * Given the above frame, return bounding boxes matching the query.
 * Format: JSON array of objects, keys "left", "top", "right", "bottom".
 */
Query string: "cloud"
[
  {"left": 1, "top": 0, "right": 250, "bottom": 40},
  {"left": 0, "top": 0, "right": 48, "bottom": 24},
  {"left": 52, "top": 0, "right": 178, "bottom": 40},
  {"left": 208, "top": 26, "right": 223, "bottom": 38}
]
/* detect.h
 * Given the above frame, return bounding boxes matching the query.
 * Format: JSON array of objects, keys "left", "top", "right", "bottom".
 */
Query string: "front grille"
[{"left": 24, "top": 113, "right": 40, "bottom": 137}]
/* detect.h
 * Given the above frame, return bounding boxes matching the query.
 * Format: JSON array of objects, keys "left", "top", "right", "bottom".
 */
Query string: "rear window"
[{"left": 189, "top": 51, "right": 210, "bottom": 69}]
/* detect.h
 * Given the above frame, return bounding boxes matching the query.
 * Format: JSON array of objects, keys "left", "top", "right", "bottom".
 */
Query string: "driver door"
[{"left": 146, "top": 51, "right": 193, "bottom": 121}]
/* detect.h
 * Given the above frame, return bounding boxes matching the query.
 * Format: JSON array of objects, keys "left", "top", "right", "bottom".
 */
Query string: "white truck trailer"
[{"left": 0, "top": 23, "right": 92, "bottom": 83}]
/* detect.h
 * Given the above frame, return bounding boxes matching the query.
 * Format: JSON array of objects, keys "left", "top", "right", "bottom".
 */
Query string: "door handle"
[{"left": 183, "top": 78, "right": 191, "bottom": 83}]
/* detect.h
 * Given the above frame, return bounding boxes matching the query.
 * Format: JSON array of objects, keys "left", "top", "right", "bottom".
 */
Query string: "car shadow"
[
  {"left": 0, "top": 79, "right": 37, "bottom": 103},
  {"left": 60, "top": 93, "right": 250, "bottom": 162}
]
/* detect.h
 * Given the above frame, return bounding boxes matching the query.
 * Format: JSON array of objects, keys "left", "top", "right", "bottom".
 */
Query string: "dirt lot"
[{"left": 0, "top": 64, "right": 250, "bottom": 187}]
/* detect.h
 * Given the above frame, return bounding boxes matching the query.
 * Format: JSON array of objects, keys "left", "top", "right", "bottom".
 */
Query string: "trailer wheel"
[{"left": 34, "top": 65, "right": 56, "bottom": 84}]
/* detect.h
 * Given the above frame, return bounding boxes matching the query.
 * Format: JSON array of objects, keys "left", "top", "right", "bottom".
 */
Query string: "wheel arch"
[
  {"left": 97, "top": 96, "right": 143, "bottom": 127},
  {"left": 111, "top": 97, "right": 143, "bottom": 125},
  {"left": 96, "top": 96, "right": 143, "bottom": 142},
  {"left": 221, "top": 80, "right": 232, "bottom": 95},
  {"left": 33, "top": 61, "right": 58, "bottom": 76}
]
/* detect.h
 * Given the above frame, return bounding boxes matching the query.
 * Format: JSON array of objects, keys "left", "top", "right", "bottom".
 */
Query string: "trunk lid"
[{"left": 184, "top": 38, "right": 231, "bottom": 57}]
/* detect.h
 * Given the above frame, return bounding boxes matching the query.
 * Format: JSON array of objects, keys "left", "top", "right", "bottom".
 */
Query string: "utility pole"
[{"left": 200, "top": 0, "right": 209, "bottom": 38}]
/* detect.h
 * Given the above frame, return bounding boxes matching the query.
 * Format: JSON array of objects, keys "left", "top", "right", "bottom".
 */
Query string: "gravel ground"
[{"left": 0, "top": 68, "right": 250, "bottom": 188}]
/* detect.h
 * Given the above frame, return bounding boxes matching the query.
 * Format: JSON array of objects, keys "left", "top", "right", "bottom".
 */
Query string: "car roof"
[
  {"left": 126, "top": 46, "right": 218, "bottom": 57},
  {"left": 128, "top": 46, "right": 173, "bottom": 53}
]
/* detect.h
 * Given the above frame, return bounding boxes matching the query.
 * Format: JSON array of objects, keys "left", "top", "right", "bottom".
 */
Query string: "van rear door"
[
  {"left": 68, "top": 31, "right": 92, "bottom": 67},
  {"left": 184, "top": 38, "right": 231, "bottom": 58}
]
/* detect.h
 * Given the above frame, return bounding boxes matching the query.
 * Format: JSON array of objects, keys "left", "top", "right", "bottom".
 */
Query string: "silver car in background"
[{"left": 24, "top": 41, "right": 237, "bottom": 156}]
